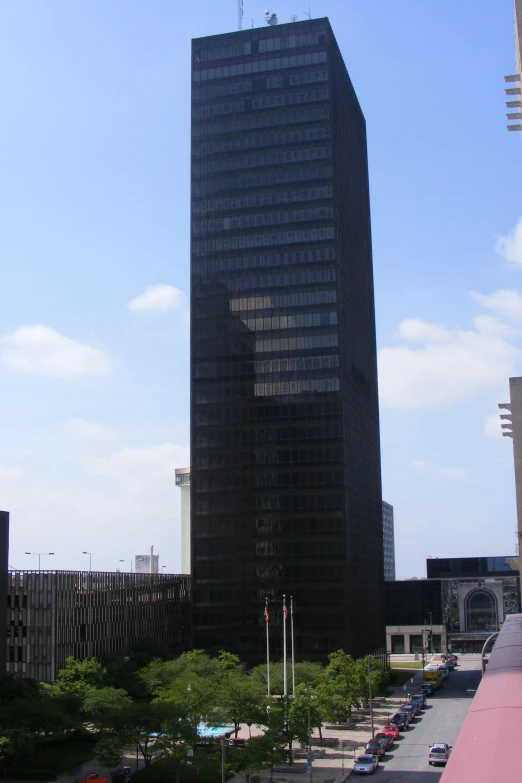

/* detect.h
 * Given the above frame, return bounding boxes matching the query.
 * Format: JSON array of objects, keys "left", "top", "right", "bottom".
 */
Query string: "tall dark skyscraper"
[
  {"left": 0, "top": 511, "right": 9, "bottom": 676},
  {"left": 190, "top": 17, "right": 384, "bottom": 662}
]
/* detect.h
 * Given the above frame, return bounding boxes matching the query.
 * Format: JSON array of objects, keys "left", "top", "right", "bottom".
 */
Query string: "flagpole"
[
  {"left": 265, "top": 597, "right": 270, "bottom": 697},
  {"left": 283, "top": 594, "right": 287, "bottom": 697},
  {"left": 291, "top": 596, "right": 295, "bottom": 696}
]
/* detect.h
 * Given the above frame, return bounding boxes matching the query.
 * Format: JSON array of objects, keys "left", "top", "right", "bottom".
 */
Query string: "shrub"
[{"left": 10, "top": 768, "right": 57, "bottom": 781}]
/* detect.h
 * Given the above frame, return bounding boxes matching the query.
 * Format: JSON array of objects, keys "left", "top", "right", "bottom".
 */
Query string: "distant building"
[
  {"left": 135, "top": 553, "right": 159, "bottom": 574},
  {"left": 0, "top": 511, "right": 9, "bottom": 677},
  {"left": 382, "top": 501, "right": 395, "bottom": 581},
  {"left": 175, "top": 467, "right": 191, "bottom": 574},
  {"left": 499, "top": 378, "right": 522, "bottom": 597},
  {"left": 427, "top": 556, "right": 518, "bottom": 579},
  {"left": 505, "top": 0, "right": 522, "bottom": 132},
  {"left": 5, "top": 570, "right": 191, "bottom": 682},
  {"left": 385, "top": 555, "right": 520, "bottom": 655}
]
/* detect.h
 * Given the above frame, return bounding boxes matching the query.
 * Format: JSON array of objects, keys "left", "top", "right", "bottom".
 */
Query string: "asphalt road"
[{"left": 365, "top": 660, "right": 482, "bottom": 783}]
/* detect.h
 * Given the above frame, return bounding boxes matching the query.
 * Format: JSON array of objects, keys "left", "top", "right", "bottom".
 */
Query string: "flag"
[
  {"left": 264, "top": 602, "right": 269, "bottom": 624},
  {"left": 283, "top": 600, "right": 288, "bottom": 620}
]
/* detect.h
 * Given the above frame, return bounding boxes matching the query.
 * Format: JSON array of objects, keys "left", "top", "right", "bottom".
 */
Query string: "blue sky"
[{"left": 0, "top": 0, "right": 521, "bottom": 578}]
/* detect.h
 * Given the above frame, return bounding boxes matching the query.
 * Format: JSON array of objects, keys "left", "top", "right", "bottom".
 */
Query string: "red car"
[{"left": 382, "top": 724, "right": 400, "bottom": 739}]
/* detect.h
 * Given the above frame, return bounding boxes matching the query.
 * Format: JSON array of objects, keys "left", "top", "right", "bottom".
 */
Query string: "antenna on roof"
[
  {"left": 265, "top": 9, "right": 279, "bottom": 25},
  {"left": 238, "top": 0, "right": 243, "bottom": 30},
  {"left": 303, "top": 4, "right": 311, "bottom": 19},
  {"left": 291, "top": 14, "right": 298, "bottom": 22}
]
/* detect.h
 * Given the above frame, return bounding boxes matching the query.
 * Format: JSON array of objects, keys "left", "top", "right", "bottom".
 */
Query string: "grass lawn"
[
  {"left": 389, "top": 661, "right": 424, "bottom": 670},
  {"left": 10, "top": 740, "right": 98, "bottom": 780}
]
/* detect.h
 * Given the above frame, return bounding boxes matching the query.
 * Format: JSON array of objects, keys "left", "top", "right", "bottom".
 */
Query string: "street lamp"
[
  {"left": 120, "top": 559, "right": 133, "bottom": 573},
  {"left": 25, "top": 552, "right": 54, "bottom": 571},
  {"left": 82, "top": 551, "right": 92, "bottom": 571}
]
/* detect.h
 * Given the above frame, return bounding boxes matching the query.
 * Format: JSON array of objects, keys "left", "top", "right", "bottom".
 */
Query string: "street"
[{"left": 370, "top": 660, "right": 482, "bottom": 782}]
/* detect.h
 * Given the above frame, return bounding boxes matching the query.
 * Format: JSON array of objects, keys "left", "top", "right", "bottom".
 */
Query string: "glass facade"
[
  {"left": 191, "top": 18, "right": 384, "bottom": 663},
  {"left": 0, "top": 511, "right": 8, "bottom": 677},
  {"left": 382, "top": 501, "right": 395, "bottom": 581},
  {"left": 427, "top": 556, "right": 519, "bottom": 579}
]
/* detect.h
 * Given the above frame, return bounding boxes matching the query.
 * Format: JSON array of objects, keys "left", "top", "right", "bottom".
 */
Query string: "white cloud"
[
  {"left": 0, "top": 465, "right": 24, "bottom": 480},
  {"left": 495, "top": 217, "right": 522, "bottom": 266},
  {"left": 378, "top": 316, "right": 522, "bottom": 409},
  {"left": 410, "top": 460, "right": 429, "bottom": 469},
  {"left": 127, "top": 284, "right": 184, "bottom": 313},
  {"left": 484, "top": 413, "right": 504, "bottom": 440},
  {"left": 0, "top": 325, "right": 109, "bottom": 378},
  {"left": 64, "top": 418, "right": 118, "bottom": 441},
  {"left": 470, "top": 289, "right": 522, "bottom": 323},
  {"left": 87, "top": 443, "right": 189, "bottom": 492}
]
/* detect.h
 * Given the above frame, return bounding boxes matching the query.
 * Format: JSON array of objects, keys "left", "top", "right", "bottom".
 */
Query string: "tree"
[
  {"left": 214, "top": 652, "right": 268, "bottom": 738},
  {"left": 140, "top": 651, "right": 221, "bottom": 722},
  {"left": 353, "top": 657, "right": 389, "bottom": 705},
  {"left": 94, "top": 736, "right": 126, "bottom": 769},
  {"left": 249, "top": 661, "right": 324, "bottom": 695},
  {"left": 228, "top": 735, "right": 284, "bottom": 783},
  {"left": 53, "top": 657, "right": 107, "bottom": 697},
  {"left": 153, "top": 714, "right": 199, "bottom": 783},
  {"left": 315, "top": 650, "right": 360, "bottom": 724},
  {"left": 287, "top": 686, "right": 323, "bottom": 746},
  {"left": 82, "top": 687, "right": 133, "bottom": 733}
]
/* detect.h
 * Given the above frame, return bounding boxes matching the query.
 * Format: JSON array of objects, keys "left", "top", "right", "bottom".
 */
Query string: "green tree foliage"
[
  {"left": 314, "top": 650, "right": 360, "bottom": 723},
  {"left": 228, "top": 735, "right": 284, "bottom": 783},
  {"left": 140, "top": 650, "right": 221, "bottom": 719},
  {"left": 214, "top": 652, "right": 268, "bottom": 738},
  {"left": 82, "top": 687, "right": 133, "bottom": 733},
  {"left": 249, "top": 661, "right": 324, "bottom": 695},
  {"left": 53, "top": 657, "right": 106, "bottom": 697},
  {"left": 353, "top": 657, "right": 389, "bottom": 704},
  {"left": 93, "top": 736, "right": 126, "bottom": 769}
]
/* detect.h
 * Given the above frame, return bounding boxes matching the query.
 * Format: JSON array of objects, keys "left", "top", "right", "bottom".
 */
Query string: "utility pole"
[
  {"left": 368, "top": 656, "right": 374, "bottom": 738},
  {"left": 307, "top": 687, "right": 313, "bottom": 783}
]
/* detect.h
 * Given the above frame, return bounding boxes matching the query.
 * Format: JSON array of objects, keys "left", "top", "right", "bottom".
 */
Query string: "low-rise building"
[{"left": 5, "top": 570, "right": 191, "bottom": 682}]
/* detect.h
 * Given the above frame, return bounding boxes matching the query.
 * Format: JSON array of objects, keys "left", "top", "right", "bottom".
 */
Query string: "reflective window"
[
  {"left": 255, "top": 377, "right": 340, "bottom": 396},
  {"left": 193, "top": 128, "right": 331, "bottom": 157},
  {"left": 194, "top": 107, "right": 330, "bottom": 137},
  {"left": 193, "top": 50, "right": 327, "bottom": 80},
  {"left": 193, "top": 226, "right": 334, "bottom": 254},
  {"left": 194, "top": 207, "right": 333, "bottom": 234},
  {"left": 255, "top": 333, "right": 339, "bottom": 352},
  {"left": 193, "top": 247, "right": 336, "bottom": 276},
  {"left": 231, "top": 290, "right": 336, "bottom": 311},
  {"left": 193, "top": 89, "right": 329, "bottom": 120}
]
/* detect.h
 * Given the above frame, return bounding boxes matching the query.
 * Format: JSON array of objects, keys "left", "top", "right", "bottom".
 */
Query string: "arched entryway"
[{"left": 465, "top": 588, "right": 497, "bottom": 631}]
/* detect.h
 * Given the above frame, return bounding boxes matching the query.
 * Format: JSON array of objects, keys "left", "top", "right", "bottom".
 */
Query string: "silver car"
[{"left": 353, "top": 754, "right": 379, "bottom": 775}]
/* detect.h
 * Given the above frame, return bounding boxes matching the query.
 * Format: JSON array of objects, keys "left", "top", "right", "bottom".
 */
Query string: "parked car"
[
  {"left": 389, "top": 713, "right": 409, "bottom": 730},
  {"left": 399, "top": 704, "right": 418, "bottom": 719},
  {"left": 411, "top": 693, "right": 427, "bottom": 709},
  {"left": 382, "top": 723, "right": 400, "bottom": 739},
  {"left": 365, "top": 739, "right": 386, "bottom": 758},
  {"left": 420, "top": 683, "right": 435, "bottom": 695},
  {"left": 375, "top": 732, "right": 394, "bottom": 750},
  {"left": 438, "top": 666, "right": 449, "bottom": 679},
  {"left": 429, "top": 743, "right": 452, "bottom": 766},
  {"left": 353, "top": 755, "right": 379, "bottom": 775},
  {"left": 443, "top": 660, "right": 455, "bottom": 671}
]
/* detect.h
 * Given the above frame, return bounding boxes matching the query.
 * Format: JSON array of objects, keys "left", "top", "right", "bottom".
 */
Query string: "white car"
[
  {"left": 429, "top": 743, "right": 452, "bottom": 766},
  {"left": 353, "top": 754, "right": 379, "bottom": 774}
]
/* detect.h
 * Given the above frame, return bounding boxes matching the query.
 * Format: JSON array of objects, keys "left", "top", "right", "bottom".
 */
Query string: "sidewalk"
[{"left": 227, "top": 674, "right": 424, "bottom": 783}]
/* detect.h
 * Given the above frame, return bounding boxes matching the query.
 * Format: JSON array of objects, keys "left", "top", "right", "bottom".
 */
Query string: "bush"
[{"left": 10, "top": 768, "right": 57, "bottom": 781}]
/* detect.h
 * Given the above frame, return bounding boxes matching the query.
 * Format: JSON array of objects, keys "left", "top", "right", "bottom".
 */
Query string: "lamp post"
[
  {"left": 25, "top": 552, "right": 54, "bottom": 571},
  {"left": 429, "top": 611, "right": 433, "bottom": 653},
  {"left": 367, "top": 656, "right": 374, "bottom": 739},
  {"left": 120, "top": 559, "right": 133, "bottom": 573},
  {"left": 82, "top": 551, "right": 92, "bottom": 571}
]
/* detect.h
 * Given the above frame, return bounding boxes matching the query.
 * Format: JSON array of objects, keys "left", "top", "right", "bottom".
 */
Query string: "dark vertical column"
[{"left": 0, "top": 511, "right": 9, "bottom": 677}]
